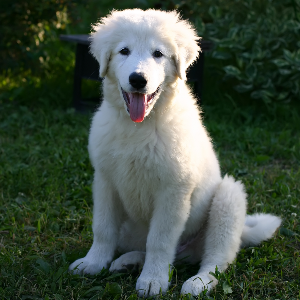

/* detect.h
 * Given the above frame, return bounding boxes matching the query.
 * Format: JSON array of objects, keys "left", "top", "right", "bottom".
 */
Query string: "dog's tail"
[{"left": 241, "top": 213, "right": 281, "bottom": 247}]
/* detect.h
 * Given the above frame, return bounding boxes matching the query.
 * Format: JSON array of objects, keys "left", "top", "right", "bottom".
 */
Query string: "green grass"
[{"left": 1, "top": 67, "right": 300, "bottom": 299}]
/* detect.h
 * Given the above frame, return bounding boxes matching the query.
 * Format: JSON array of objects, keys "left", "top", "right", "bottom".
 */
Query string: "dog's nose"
[{"left": 129, "top": 72, "right": 147, "bottom": 90}]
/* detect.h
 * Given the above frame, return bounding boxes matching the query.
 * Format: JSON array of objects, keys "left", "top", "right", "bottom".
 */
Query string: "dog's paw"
[
  {"left": 136, "top": 273, "right": 169, "bottom": 297},
  {"left": 181, "top": 273, "right": 217, "bottom": 296},
  {"left": 69, "top": 256, "right": 108, "bottom": 275},
  {"left": 109, "top": 251, "right": 145, "bottom": 273}
]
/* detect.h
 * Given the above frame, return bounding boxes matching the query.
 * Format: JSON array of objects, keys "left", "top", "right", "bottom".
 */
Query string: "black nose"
[{"left": 129, "top": 72, "right": 147, "bottom": 89}]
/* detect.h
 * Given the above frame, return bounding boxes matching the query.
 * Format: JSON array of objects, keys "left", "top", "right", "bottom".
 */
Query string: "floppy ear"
[
  {"left": 89, "top": 22, "right": 112, "bottom": 78},
  {"left": 173, "top": 48, "right": 191, "bottom": 81},
  {"left": 172, "top": 16, "right": 201, "bottom": 80}
]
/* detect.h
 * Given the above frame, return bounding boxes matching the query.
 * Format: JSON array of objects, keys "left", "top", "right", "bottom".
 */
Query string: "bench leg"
[{"left": 73, "top": 44, "right": 85, "bottom": 112}]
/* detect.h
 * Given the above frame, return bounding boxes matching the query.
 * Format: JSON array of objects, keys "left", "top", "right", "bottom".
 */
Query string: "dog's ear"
[
  {"left": 89, "top": 21, "right": 112, "bottom": 78},
  {"left": 172, "top": 15, "right": 201, "bottom": 80},
  {"left": 173, "top": 48, "right": 189, "bottom": 81}
]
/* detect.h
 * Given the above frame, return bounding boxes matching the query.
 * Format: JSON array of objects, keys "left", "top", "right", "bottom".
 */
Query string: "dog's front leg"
[
  {"left": 136, "top": 187, "right": 192, "bottom": 297},
  {"left": 69, "top": 171, "right": 121, "bottom": 275}
]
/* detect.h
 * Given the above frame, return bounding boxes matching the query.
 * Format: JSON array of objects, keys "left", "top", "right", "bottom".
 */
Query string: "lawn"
[{"left": 0, "top": 65, "right": 299, "bottom": 299}]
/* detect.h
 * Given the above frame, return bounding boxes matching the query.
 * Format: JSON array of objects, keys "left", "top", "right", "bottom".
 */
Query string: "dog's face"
[
  {"left": 90, "top": 9, "right": 200, "bottom": 122},
  {"left": 109, "top": 32, "right": 176, "bottom": 122}
]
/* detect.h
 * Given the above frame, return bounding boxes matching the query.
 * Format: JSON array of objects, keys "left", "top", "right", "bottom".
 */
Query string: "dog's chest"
[
  {"left": 99, "top": 126, "right": 185, "bottom": 221},
  {"left": 111, "top": 153, "right": 160, "bottom": 221}
]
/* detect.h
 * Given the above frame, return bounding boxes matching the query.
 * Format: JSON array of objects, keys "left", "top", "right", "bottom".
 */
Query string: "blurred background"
[{"left": 1, "top": 0, "right": 299, "bottom": 109}]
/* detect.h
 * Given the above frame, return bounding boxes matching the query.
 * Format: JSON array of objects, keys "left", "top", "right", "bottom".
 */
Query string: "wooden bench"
[{"left": 60, "top": 34, "right": 212, "bottom": 112}]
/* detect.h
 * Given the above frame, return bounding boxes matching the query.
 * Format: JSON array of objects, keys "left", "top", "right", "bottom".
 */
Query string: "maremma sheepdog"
[{"left": 69, "top": 9, "right": 282, "bottom": 297}]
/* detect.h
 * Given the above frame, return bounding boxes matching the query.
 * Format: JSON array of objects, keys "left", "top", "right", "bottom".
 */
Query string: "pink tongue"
[{"left": 128, "top": 93, "right": 147, "bottom": 122}]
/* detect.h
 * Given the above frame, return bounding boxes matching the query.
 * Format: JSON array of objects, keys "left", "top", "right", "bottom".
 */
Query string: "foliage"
[
  {"left": 162, "top": 0, "right": 300, "bottom": 103},
  {"left": 0, "top": 0, "right": 156, "bottom": 74},
  {"left": 0, "top": 0, "right": 82, "bottom": 72},
  {"left": 0, "top": 0, "right": 157, "bottom": 109}
]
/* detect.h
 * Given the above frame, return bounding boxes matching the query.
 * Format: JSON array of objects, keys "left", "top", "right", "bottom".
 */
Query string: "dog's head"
[{"left": 90, "top": 9, "right": 200, "bottom": 122}]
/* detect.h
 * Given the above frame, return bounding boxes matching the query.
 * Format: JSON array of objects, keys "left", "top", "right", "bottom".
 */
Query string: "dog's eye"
[
  {"left": 153, "top": 50, "right": 163, "bottom": 58},
  {"left": 120, "top": 48, "right": 130, "bottom": 55}
]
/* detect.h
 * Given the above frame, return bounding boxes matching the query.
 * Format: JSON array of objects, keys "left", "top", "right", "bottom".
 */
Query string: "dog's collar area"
[{"left": 121, "top": 86, "right": 160, "bottom": 122}]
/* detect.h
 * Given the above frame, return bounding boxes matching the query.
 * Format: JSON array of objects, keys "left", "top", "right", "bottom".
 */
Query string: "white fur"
[
  {"left": 69, "top": 9, "right": 281, "bottom": 297},
  {"left": 241, "top": 213, "right": 282, "bottom": 247}
]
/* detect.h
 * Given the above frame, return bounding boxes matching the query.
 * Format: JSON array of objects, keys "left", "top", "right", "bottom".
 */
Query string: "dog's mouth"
[{"left": 121, "top": 86, "right": 160, "bottom": 123}]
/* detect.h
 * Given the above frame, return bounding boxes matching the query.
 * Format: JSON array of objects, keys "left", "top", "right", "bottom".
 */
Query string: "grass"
[{"left": 0, "top": 71, "right": 299, "bottom": 299}]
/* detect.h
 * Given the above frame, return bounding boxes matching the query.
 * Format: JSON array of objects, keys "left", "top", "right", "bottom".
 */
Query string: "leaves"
[
  {"left": 245, "top": 64, "right": 257, "bottom": 80},
  {"left": 36, "top": 258, "right": 51, "bottom": 274},
  {"left": 222, "top": 282, "right": 233, "bottom": 294},
  {"left": 280, "top": 227, "right": 298, "bottom": 237},
  {"left": 212, "top": 51, "right": 232, "bottom": 60},
  {"left": 235, "top": 84, "right": 253, "bottom": 93},
  {"left": 223, "top": 65, "right": 241, "bottom": 78},
  {"left": 0, "top": 0, "right": 84, "bottom": 72},
  {"left": 82, "top": 286, "right": 104, "bottom": 297},
  {"left": 104, "top": 282, "right": 122, "bottom": 297},
  {"left": 164, "top": 0, "right": 300, "bottom": 103}
]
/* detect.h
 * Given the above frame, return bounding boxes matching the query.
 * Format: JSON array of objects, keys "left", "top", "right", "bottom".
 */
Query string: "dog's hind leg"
[
  {"left": 109, "top": 251, "right": 146, "bottom": 273},
  {"left": 181, "top": 175, "right": 247, "bottom": 296}
]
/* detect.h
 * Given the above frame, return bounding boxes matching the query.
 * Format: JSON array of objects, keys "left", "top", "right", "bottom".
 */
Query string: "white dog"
[{"left": 69, "top": 9, "right": 281, "bottom": 297}]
